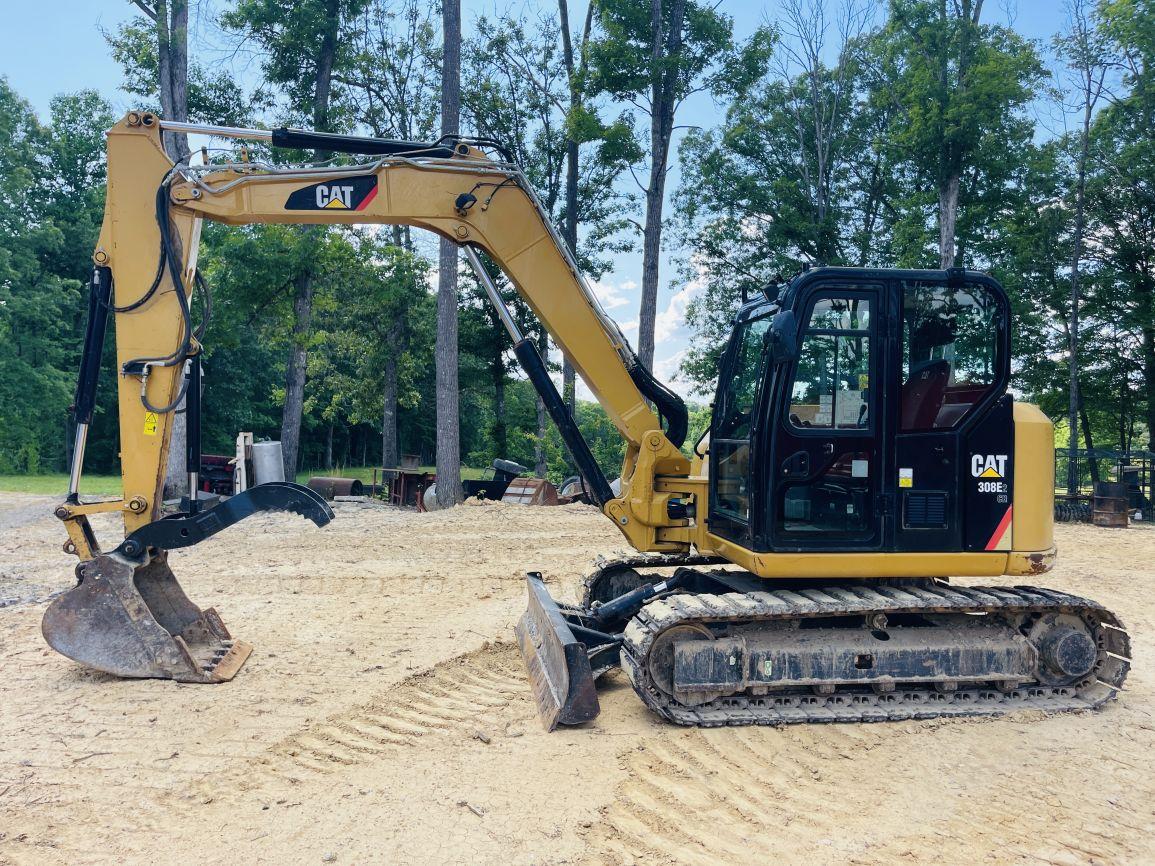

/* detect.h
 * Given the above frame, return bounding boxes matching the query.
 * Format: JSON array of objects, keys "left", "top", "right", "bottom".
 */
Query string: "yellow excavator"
[{"left": 44, "top": 113, "right": 1130, "bottom": 729}]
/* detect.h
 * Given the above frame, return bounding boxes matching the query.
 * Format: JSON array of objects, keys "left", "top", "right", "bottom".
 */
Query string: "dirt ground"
[{"left": 0, "top": 492, "right": 1152, "bottom": 866}]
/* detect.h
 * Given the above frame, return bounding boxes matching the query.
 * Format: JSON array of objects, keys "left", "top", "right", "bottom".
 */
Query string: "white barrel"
[{"left": 251, "top": 441, "right": 286, "bottom": 484}]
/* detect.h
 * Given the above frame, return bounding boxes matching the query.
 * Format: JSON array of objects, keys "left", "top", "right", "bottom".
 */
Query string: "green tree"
[
  {"left": 221, "top": 0, "right": 369, "bottom": 477},
  {"left": 880, "top": 0, "right": 1043, "bottom": 268},
  {"left": 1085, "top": 0, "right": 1155, "bottom": 449},
  {"left": 0, "top": 83, "right": 114, "bottom": 473},
  {"left": 308, "top": 234, "right": 433, "bottom": 469},
  {"left": 105, "top": 17, "right": 263, "bottom": 126},
  {"left": 587, "top": 0, "right": 757, "bottom": 371}
]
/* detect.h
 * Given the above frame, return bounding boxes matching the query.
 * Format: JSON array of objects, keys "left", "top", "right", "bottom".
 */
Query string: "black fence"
[{"left": 1055, "top": 448, "right": 1155, "bottom": 522}]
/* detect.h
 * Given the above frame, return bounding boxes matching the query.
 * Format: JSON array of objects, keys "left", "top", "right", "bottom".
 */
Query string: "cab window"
[
  {"left": 901, "top": 281, "right": 1003, "bottom": 430},
  {"left": 789, "top": 297, "right": 871, "bottom": 430}
]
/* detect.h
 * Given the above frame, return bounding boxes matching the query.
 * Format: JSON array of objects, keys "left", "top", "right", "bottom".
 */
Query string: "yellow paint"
[
  {"left": 702, "top": 532, "right": 1010, "bottom": 579},
  {"left": 1010, "top": 402, "right": 1054, "bottom": 563},
  {"left": 978, "top": 466, "right": 1001, "bottom": 478}
]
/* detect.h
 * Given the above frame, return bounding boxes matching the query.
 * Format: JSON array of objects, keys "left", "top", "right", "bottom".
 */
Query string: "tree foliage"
[{"left": 6, "top": 1, "right": 1155, "bottom": 486}]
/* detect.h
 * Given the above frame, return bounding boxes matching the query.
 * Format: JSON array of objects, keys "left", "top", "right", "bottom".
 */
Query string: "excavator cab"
[{"left": 709, "top": 267, "right": 1014, "bottom": 558}]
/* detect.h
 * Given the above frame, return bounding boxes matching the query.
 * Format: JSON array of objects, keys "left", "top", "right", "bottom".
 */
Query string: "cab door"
[
  {"left": 768, "top": 290, "right": 884, "bottom": 551},
  {"left": 708, "top": 312, "right": 772, "bottom": 547}
]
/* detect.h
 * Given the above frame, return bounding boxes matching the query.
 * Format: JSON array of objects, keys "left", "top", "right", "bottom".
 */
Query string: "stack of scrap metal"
[{"left": 501, "top": 477, "right": 559, "bottom": 506}]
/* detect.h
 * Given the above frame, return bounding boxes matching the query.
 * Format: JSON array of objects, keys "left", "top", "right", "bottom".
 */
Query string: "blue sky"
[{"left": 3, "top": 1, "right": 1073, "bottom": 400}]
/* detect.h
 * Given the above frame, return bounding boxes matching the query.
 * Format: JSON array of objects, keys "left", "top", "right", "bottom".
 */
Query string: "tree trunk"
[
  {"left": 281, "top": 270, "right": 314, "bottom": 479},
  {"left": 938, "top": 173, "right": 960, "bottom": 269},
  {"left": 558, "top": 0, "right": 582, "bottom": 415},
  {"left": 1078, "top": 398, "right": 1100, "bottom": 484},
  {"left": 276, "top": 0, "right": 339, "bottom": 482},
  {"left": 638, "top": 180, "right": 666, "bottom": 370},
  {"left": 535, "top": 328, "right": 549, "bottom": 478},
  {"left": 381, "top": 227, "right": 407, "bottom": 471},
  {"left": 1067, "top": 44, "right": 1099, "bottom": 495},
  {"left": 561, "top": 137, "right": 579, "bottom": 415},
  {"left": 1144, "top": 324, "right": 1155, "bottom": 453},
  {"left": 155, "top": 0, "right": 190, "bottom": 500},
  {"left": 636, "top": 0, "right": 687, "bottom": 371},
  {"left": 325, "top": 422, "right": 334, "bottom": 469},
  {"left": 494, "top": 365, "right": 507, "bottom": 458},
  {"left": 155, "top": 0, "right": 190, "bottom": 162},
  {"left": 435, "top": 0, "right": 463, "bottom": 507},
  {"left": 382, "top": 352, "right": 399, "bottom": 468},
  {"left": 313, "top": 0, "right": 340, "bottom": 134},
  {"left": 935, "top": 2, "right": 983, "bottom": 271}
]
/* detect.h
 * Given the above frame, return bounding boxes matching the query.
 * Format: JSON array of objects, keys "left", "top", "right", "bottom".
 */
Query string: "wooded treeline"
[{"left": 0, "top": 0, "right": 1152, "bottom": 490}]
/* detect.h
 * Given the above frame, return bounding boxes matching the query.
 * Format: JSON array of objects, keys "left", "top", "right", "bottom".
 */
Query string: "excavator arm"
[
  {"left": 44, "top": 113, "right": 698, "bottom": 690},
  {"left": 68, "top": 113, "right": 694, "bottom": 550}
]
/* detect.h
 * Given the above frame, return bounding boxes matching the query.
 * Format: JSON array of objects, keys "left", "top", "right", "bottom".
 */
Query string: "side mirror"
[{"left": 767, "top": 309, "right": 798, "bottom": 363}]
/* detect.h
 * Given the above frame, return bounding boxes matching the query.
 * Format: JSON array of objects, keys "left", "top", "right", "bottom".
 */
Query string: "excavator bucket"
[
  {"left": 42, "top": 481, "right": 333, "bottom": 682},
  {"left": 42, "top": 552, "right": 251, "bottom": 682},
  {"left": 515, "top": 575, "right": 601, "bottom": 730}
]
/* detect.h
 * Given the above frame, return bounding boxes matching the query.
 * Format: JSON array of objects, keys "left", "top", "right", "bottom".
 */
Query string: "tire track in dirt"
[
  {"left": 236, "top": 643, "right": 530, "bottom": 786},
  {"left": 585, "top": 713, "right": 1155, "bottom": 866},
  {"left": 584, "top": 725, "right": 887, "bottom": 865}
]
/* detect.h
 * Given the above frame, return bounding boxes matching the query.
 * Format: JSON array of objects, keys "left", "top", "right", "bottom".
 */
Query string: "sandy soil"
[{"left": 0, "top": 493, "right": 1152, "bottom": 865}]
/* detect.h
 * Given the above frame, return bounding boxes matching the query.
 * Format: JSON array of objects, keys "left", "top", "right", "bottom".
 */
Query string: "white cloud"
[
  {"left": 653, "top": 273, "right": 706, "bottom": 344},
  {"left": 588, "top": 277, "right": 636, "bottom": 311}
]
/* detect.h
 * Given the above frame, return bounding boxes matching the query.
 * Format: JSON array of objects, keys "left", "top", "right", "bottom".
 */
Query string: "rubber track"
[{"left": 620, "top": 583, "right": 1131, "bottom": 727}]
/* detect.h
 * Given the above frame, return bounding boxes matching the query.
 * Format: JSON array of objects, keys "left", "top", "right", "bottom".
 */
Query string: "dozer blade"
[
  {"left": 515, "top": 574, "right": 600, "bottom": 730},
  {"left": 42, "top": 481, "right": 334, "bottom": 682}
]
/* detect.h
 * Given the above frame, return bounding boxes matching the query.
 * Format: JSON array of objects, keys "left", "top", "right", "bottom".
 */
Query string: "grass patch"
[
  {"left": 0, "top": 465, "right": 490, "bottom": 497},
  {"left": 0, "top": 474, "right": 123, "bottom": 496}
]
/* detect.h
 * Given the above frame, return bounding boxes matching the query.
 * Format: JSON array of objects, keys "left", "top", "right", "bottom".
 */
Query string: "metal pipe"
[
  {"left": 464, "top": 245, "right": 611, "bottom": 504},
  {"left": 463, "top": 245, "right": 523, "bottom": 342},
  {"left": 163, "top": 119, "right": 632, "bottom": 366},
  {"left": 184, "top": 354, "right": 203, "bottom": 515},
  {"left": 67, "top": 424, "right": 88, "bottom": 501},
  {"left": 158, "top": 120, "right": 274, "bottom": 141},
  {"left": 512, "top": 340, "right": 613, "bottom": 507},
  {"left": 67, "top": 266, "right": 114, "bottom": 503}
]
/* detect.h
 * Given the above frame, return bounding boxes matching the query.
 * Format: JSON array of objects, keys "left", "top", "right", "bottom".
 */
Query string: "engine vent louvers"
[{"left": 903, "top": 491, "right": 949, "bottom": 529}]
